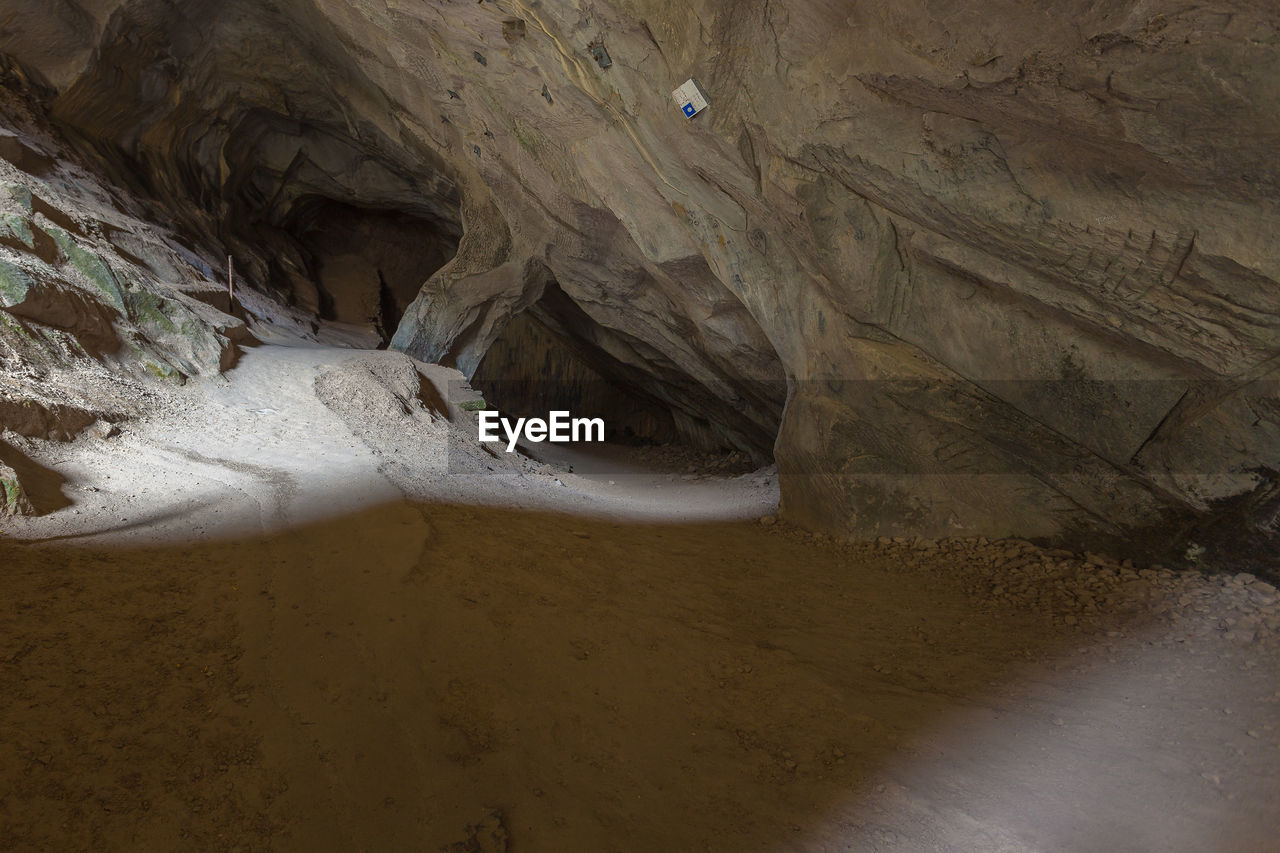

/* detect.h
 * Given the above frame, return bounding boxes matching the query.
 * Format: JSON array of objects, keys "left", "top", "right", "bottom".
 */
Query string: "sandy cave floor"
[{"left": 1, "top": 343, "right": 1279, "bottom": 852}]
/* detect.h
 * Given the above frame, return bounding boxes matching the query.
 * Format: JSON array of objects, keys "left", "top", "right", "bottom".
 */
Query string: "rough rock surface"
[
  {"left": 0, "top": 91, "right": 248, "bottom": 385},
  {"left": 2, "top": 0, "right": 1278, "bottom": 558},
  {"left": 471, "top": 308, "right": 690, "bottom": 449},
  {"left": 0, "top": 458, "right": 32, "bottom": 515}
]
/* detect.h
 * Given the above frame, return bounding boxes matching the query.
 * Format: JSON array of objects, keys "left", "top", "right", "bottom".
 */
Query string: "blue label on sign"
[{"left": 682, "top": 103, "right": 696, "bottom": 117}]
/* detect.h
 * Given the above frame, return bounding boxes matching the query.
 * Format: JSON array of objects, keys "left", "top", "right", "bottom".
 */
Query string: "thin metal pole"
[{"left": 227, "top": 254, "right": 234, "bottom": 305}]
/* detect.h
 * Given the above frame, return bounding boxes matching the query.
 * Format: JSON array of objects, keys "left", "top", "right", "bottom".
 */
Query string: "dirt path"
[{"left": 2, "top": 345, "right": 1278, "bottom": 851}]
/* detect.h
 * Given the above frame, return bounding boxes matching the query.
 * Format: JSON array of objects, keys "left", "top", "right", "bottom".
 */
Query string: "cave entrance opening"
[
  {"left": 471, "top": 285, "right": 680, "bottom": 449},
  {"left": 284, "top": 196, "right": 459, "bottom": 346},
  {"left": 470, "top": 280, "right": 768, "bottom": 476}
]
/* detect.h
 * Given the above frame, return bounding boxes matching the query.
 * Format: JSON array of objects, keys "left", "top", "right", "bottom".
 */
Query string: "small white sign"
[{"left": 671, "top": 78, "right": 709, "bottom": 118}]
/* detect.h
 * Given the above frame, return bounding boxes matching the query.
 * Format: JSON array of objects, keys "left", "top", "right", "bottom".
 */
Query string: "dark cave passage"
[
  {"left": 283, "top": 197, "right": 458, "bottom": 344},
  {"left": 204, "top": 110, "right": 466, "bottom": 346},
  {"left": 471, "top": 279, "right": 781, "bottom": 457},
  {"left": 471, "top": 308, "right": 681, "bottom": 448}
]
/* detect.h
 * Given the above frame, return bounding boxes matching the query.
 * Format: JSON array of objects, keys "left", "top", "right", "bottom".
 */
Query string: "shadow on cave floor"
[
  {"left": 2, "top": 501, "right": 1275, "bottom": 852},
  {"left": 0, "top": 440, "right": 71, "bottom": 514}
]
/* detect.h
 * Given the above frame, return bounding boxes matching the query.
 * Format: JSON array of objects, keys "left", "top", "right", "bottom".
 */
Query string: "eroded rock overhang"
[{"left": 2, "top": 0, "right": 1278, "bottom": 563}]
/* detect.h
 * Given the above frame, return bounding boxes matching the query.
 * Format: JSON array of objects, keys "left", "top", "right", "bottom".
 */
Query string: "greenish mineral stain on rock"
[
  {"left": 45, "top": 226, "right": 125, "bottom": 312},
  {"left": 0, "top": 183, "right": 33, "bottom": 213},
  {"left": 0, "top": 310, "right": 35, "bottom": 343},
  {"left": 1, "top": 213, "right": 35, "bottom": 249},
  {"left": 512, "top": 123, "right": 543, "bottom": 156},
  {"left": 125, "top": 288, "right": 180, "bottom": 334},
  {"left": 146, "top": 359, "right": 177, "bottom": 379},
  {"left": 1, "top": 473, "right": 31, "bottom": 516},
  {"left": 0, "top": 257, "right": 36, "bottom": 308},
  {"left": 126, "top": 339, "right": 183, "bottom": 381}
]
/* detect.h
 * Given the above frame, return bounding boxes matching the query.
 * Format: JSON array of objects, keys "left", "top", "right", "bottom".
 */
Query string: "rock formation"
[
  {"left": 0, "top": 459, "right": 32, "bottom": 515},
  {"left": 1, "top": 0, "right": 1277, "bottom": 560}
]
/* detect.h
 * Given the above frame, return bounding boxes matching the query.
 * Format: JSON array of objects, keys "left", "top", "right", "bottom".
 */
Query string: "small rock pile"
[
  {"left": 625, "top": 444, "right": 757, "bottom": 477},
  {"left": 762, "top": 523, "right": 1280, "bottom": 650}
]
